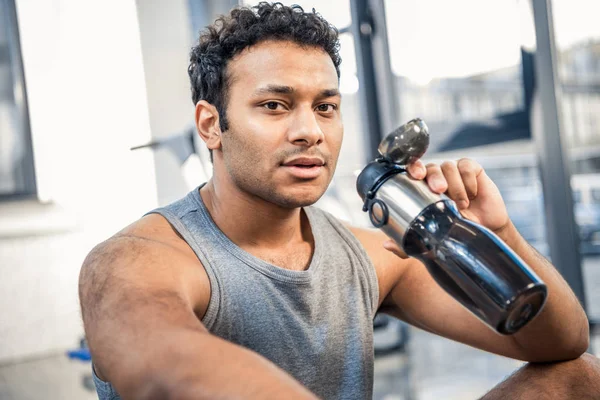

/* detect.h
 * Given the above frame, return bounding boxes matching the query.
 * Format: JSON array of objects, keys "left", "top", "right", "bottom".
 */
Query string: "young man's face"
[{"left": 219, "top": 40, "right": 343, "bottom": 208}]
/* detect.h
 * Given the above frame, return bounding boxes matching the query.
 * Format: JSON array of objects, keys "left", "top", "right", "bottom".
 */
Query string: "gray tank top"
[{"left": 92, "top": 187, "right": 379, "bottom": 400}]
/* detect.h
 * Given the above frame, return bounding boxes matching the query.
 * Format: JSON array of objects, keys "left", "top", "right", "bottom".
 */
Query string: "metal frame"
[
  {"left": 0, "top": 0, "right": 37, "bottom": 200},
  {"left": 349, "top": 0, "right": 385, "bottom": 161},
  {"left": 366, "top": 0, "right": 400, "bottom": 137},
  {"left": 530, "top": 0, "right": 587, "bottom": 309},
  {"left": 349, "top": 0, "right": 402, "bottom": 162}
]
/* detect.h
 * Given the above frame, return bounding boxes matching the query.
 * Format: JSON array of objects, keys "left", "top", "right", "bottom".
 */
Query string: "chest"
[{"left": 250, "top": 243, "right": 314, "bottom": 271}]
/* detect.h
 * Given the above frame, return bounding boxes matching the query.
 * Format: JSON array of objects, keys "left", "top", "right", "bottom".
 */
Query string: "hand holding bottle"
[
  {"left": 357, "top": 118, "right": 547, "bottom": 334},
  {"left": 384, "top": 158, "right": 512, "bottom": 258}
]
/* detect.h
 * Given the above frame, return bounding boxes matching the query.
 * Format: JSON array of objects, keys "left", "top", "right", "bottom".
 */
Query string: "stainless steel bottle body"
[
  {"left": 361, "top": 170, "right": 547, "bottom": 334},
  {"left": 357, "top": 118, "right": 548, "bottom": 334},
  {"left": 367, "top": 172, "right": 443, "bottom": 245}
]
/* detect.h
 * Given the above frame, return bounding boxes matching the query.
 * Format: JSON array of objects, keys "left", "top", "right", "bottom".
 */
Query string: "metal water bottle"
[{"left": 356, "top": 118, "right": 547, "bottom": 334}]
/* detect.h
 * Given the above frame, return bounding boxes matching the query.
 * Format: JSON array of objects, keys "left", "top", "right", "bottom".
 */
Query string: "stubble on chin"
[
  {"left": 231, "top": 168, "right": 329, "bottom": 209},
  {"left": 269, "top": 191, "right": 323, "bottom": 209},
  {"left": 222, "top": 142, "right": 334, "bottom": 209},
  {"left": 247, "top": 179, "right": 327, "bottom": 209}
]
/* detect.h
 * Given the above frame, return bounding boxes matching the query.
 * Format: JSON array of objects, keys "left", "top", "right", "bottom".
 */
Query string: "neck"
[{"left": 199, "top": 177, "right": 310, "bottom": 251}]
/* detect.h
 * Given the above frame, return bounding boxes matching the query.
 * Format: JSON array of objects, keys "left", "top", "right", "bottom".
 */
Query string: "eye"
[
  {"left": 263, "top": 101, "right": 283, "bottom": 110},
  {"left": 316, "top": 104, "right": 337, "bottom": 113}
]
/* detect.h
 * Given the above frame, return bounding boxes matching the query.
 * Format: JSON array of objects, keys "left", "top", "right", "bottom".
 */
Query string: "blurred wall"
[
  {"left": 0, "top": 0, "right": 157, "bottom": 362},
  {"left": 136, "top": 0, "right": 196, "bottom": 205}
]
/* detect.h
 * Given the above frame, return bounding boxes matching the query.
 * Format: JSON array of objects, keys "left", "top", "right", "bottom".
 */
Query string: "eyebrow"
[
  {"left": 254, "top": 85, "right": 295, "bottom": 95},
  {"left": 319, "top": 88, "right": 341, "bottom": 98},
  {"left": 253, "top": 85, "right": 341, "bottom": 98}
]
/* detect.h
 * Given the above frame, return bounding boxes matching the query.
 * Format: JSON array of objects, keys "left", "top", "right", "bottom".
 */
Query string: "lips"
[
  {"left": 281, "top": 157, "right": 325, "bottom": 179},
  {"left": 282, "top": 157, "right": 325, "bottom": 167}
]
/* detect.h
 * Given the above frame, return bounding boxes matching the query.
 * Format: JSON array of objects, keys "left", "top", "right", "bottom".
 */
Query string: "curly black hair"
[{"left": 188, "top": 2, "right": 342, "bottom": 133}]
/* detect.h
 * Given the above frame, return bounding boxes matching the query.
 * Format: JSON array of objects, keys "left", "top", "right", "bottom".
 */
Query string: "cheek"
[
  {"left": 221, "top": 128, "right": 271, "bottom": 170},
  {"left": 328, "top": 123, "right": 344, "bottom": 155},
  {"left": 226, "top": 117, "right": 285, "bottom": 162},
  {"left": 336, "top": 125, "right": 344, "bottom": 146}
]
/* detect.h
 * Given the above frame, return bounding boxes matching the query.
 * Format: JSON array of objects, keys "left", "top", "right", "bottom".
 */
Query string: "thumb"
[{"left": 383, "top": 239, "right": 408, "bottom": 259}]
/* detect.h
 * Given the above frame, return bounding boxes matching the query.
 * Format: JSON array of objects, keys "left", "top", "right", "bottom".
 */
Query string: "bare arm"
[
  {"left": 79, "top": 235, "right": 316, "bottom": 400},
  {"left": 493, "top": 221, "right": 589, "bottom": 360},
  {"left": 354, "top": 158, "right": 589, "bottom": 363}
]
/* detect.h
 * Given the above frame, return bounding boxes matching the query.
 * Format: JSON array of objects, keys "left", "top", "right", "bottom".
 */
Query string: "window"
[
  {"left": 382, "top": 0, "right": 549, "bottom": 256},
  {"left": 0, "top": 0, "right": 36, "bottom": 200},
  {"left": 553, "top": 0, "right": 600, "bottom": 319},
  {"left": 592, "top": 189, "right": 600, "bottom": 204},
  {"left": 573, "top": 189, "right": 582, "bottom": 204}
]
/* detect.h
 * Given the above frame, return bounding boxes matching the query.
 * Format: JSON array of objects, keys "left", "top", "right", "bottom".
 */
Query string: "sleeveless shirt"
[{"left": 92, "top": 187, "right": 379, "bottom": 400}]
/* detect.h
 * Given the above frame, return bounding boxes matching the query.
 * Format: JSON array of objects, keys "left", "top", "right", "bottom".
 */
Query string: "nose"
[{"left": 287, "top": 106, "right": 325, "bottom": 147}]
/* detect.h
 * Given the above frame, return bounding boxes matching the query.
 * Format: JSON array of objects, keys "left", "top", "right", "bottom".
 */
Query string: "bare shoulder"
[
  {"left": 79, "top": 213, "right": 211, "bottom": 319},
  {"left": 343, "top": 222, "right": 414, "bottom": 308},
  {"left": 79, "top": 214, "right": 212, "bottom": 383}
]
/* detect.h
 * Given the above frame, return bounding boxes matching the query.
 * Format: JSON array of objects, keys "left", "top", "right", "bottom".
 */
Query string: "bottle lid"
[{"left": 378, "top": 118, "right": 430, "bottom": 165}]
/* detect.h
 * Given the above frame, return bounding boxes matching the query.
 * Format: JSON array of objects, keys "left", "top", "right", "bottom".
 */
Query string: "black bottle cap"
[{"left": 356, "top": 158, "right": 404, "bottom": 202}]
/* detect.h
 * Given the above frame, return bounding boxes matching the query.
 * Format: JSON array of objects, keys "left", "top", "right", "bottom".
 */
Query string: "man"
[{"left": 79, "top": 3, "right": 600, "bottom": 399}]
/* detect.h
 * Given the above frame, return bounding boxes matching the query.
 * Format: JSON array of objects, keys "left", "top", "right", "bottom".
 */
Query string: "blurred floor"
[
  {"left": 0, "top": 256, "right": 599, "bottom": 400},
  {"left": 375, "top": 327, "right": 600, "bottom": 400},
  {"left": 373, "top": 255, "right": 600, "bottom": 400},
  {"left": 373, "top": 328, "right": 524, "bottom": 400},
  {"left": 0, "top": 354, "right": 96, "bottom": 400}
]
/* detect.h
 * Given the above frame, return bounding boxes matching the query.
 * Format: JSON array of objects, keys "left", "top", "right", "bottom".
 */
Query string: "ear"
[{"left": 195, "top": 100, "right": 222, "bottom": 151}]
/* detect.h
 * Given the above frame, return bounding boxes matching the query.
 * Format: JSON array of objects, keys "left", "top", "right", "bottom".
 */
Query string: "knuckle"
[
  {"left": 410, "top": 162, "right": 425, "bottom": 173},
  {"left": 457, "top": 158, "right": 477, "bottom": 173},
  {"left": 451, "top": 191, "right": 469, "bottom": 204},
  {"left": 447, "top": 181, "right": 465, "bottom": 194},
  {"left": 440, "top": 161, "right": 456, "bottom": 171},
  {"left": 457, "top": 157, "right": 471, "bottom": 166},
  {"left": 454, "top": 191, "right": 469, "bottom": 201}
]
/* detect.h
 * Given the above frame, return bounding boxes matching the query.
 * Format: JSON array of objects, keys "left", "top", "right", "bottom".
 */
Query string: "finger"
[
  {"left": 441, "top": 161, "right": 470, "bottom": 209},
  {"left": 383, "top": 240, "right": 408, "bottom": 259},
  {"left": 457, "top": 158, "right": 481, "bottom": 200},
  {"left": 425, "top": 163, "right": 447, "bottom": 193},
  {"left": 407, "top": 160, "right": 426, "bottom": 180}
]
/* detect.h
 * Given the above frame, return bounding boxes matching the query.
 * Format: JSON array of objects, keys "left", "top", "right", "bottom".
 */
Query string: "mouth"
[
  {"left": 281, "top": 157, "right": 326, "bottom": 179},
  {"left": 288, "top": 164, "right": 322, "bottom": 168},
  {"left": 282, "top": 157, "right": 325, "bottom": 168}
]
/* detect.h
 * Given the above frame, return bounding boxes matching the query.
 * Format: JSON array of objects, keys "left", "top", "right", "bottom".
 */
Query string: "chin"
[{"left": 273, "top": 184, "right": 328, "bottom": 208}]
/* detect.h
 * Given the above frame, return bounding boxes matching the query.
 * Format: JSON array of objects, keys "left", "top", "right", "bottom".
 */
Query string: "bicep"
[
  {"left": 78, "top": 237, "right": 207, "bottom": 389},
  {"left": 79, "top": 237, "right": 320, "bottom": 400},
  {"left": 348, "top": 224, "right": 528, "bottom": 360},
  {"left": 383, "top": 258, "right": 530, "bottom": 360}
]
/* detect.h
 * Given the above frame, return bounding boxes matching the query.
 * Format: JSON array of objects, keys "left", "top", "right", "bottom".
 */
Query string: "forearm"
[
  {"left": 497, "top": 221, "right": 589, "bottom": 361},
  {"left": 115, "top": 329, "right": 318, "bottom": 400}
]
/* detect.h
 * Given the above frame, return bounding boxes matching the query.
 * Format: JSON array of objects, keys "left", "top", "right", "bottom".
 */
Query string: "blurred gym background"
[{"left": 0, "top": 0, "right": 599, "bottom": 399}]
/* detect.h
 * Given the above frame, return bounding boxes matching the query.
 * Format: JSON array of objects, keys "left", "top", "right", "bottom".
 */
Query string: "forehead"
[{"left": 226, "top": 40, "right": 339, "bottom": 95}]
